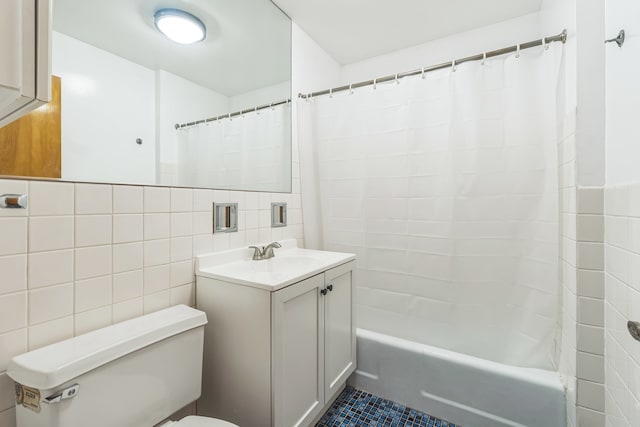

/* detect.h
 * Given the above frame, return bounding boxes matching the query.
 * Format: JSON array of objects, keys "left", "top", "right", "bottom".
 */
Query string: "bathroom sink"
[{"left": 196, "top": 239, "right": 355, "bottom": 290}]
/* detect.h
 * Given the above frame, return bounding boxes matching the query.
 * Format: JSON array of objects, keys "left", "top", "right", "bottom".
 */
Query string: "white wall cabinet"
[
  {"left": 0, "top": 0, "right": 51, "bottom": 127},
  {"left": 196, "top": 260, "right": 356, "bottom": 427}
]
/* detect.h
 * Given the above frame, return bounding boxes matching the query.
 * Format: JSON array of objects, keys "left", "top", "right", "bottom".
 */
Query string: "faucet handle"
[
  {"left": 249, "top": 246, "right": 264, "bottom": 260},
  {"left": 262, "top": 241, "right": 281, "bottom": 259}
]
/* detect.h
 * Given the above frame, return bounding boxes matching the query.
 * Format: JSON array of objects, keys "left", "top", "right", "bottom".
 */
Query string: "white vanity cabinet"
[
  {"left": 272, "top": 261, "right": 356, "bottom": 427},
  {"left": 196, "top": 243, "right": 355, "bottom": 427},
  {"left": 0, "top": 0, "right": 51, "bottom": 127}
]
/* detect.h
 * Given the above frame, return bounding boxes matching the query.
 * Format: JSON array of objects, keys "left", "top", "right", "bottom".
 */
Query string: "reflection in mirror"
[{"left": 5, "top": 0, "right": 292, "bottom": 192}]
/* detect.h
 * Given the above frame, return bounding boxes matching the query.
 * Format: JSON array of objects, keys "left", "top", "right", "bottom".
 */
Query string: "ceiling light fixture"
[{"left": 154, "top": 8, "right": 206, "bottom": 45}]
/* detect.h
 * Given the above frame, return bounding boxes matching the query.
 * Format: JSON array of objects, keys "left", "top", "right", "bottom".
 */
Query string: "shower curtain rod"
[
  {"left": 175, "top": 98, "right": 291, "bottom": 130},
  {"left": 298, "top": 29, "right": 567, "bottom": 100}
]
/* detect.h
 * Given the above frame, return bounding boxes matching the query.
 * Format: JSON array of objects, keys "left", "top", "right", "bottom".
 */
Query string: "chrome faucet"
[{"left": 249, "top": 241, "right": 282, "bottom": 260}]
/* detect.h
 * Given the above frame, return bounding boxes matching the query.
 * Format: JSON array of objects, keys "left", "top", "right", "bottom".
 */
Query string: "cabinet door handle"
[
  {"left": 320, "top": 288, "right": 328, "bottom": 296},
  {"left": 327, "top": 284, "right": 333, "bottom": 292}
]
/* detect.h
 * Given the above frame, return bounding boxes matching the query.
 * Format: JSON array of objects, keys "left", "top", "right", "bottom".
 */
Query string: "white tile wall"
[
  {"left": 575, "top": 187, "right": 606, "bottom": 425},
  {"left": 559, "top": 112, "right": 579, "bottom": 427},
  {"left": 604, "top": 184, "right": 640, "bottom": 427},
  {"left": 0, "top": 180, "right": 303, "bottom": 425}
]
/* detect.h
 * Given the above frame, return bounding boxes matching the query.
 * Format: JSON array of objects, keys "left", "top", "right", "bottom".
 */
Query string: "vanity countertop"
[{"left": 196, "top": 239, "right": 355, "bottom": 291}]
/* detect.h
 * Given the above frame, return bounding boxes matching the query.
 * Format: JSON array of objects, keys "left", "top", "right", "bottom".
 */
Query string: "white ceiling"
[
  {"left": 52, "top": 0, "right": 291, "bottom": 97},
  {"left": 273, "top": 0, "right": 543, "bottom": 64}
]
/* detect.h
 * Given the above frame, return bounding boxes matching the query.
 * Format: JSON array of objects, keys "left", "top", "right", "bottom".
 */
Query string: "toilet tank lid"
[{"left": 7, "top": 305, "right": 207, "bottom": 390}]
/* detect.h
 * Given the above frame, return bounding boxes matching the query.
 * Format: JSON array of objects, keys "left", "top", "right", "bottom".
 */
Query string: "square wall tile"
[
  {"left": 28, "top": 283, "right": 73, "bottom": 325},
  {"left": 144, "top": 290, "right": 170, "bottom": 314},
  {"left": 578, "top": 325, "right": 604, "bottom": 355},
  {"left": 193, "top": 189, "right": 213, "bottom": 212},
  {"left": 144, "top": 265, "right": 170, "bottom": 294},
  {"left": 113, "top": 270, "right": 143, "bottom": 303},
  {"left": 0, "top": 217, "right": 27, "bottom": 255},
  {"left": 29, "top": 181, "right": 73, "bottom": 216},
  {"left": 212, "top": 190, "right": 229, "bottom": 204},
  {"left": 576, "top": 407, "right": 605, "bottom": 427},
  {"left": 577, "top": 215, "right": 604, "bottom": 243},
  {"left": 171, "top": 212, "right": 193, "bottom": 237},
  {"left": 0, "top": 407, "right": 15, "bottom": 426},
  {"left": 113, "top": 298, "right": 143, "bottom": 323},
  {"left": 76, "top": 184, "right": 113, "bottom": 215},
  {"left": 0, "top": 292, "right": 26, "bottom": 334},
  {"left": 170, "top": 188, "right": 193, "bottom": 212},
  {"left": 76, "top": 215, "right": 112, "bottom": 247},
  {"left": 170, "top": 260, "right": 193, "bottom": 287},
  {"left": 75, "top": 275, "right": 112, "bottom": 313},
  {"left": 144, "top": 239, "right": 170, "bottom": 267},
  {"left": 577, "top": 242, "right": 604, "bottom": 271},
  {"left": 193, "top": 212, "right": 213, "bottom": 235},
  {"left": 171, "top": 283, "right": 194, "bottom": 306},
  {"left": 113, "top": 185, "right": 143, "bottom": 214},
  {"left": 144, "top": 213, "right": 170, "bottom": 240},
  {"left": 75, "top": 183, "right": 112, "bottom": 214},
  {"left": 245, "top": 192, "right": 259, "bottom": 210},
  {"left": 75, "top": 246, "right": 112, "bottom": 280},
  {"left": 0, "top": 373, "right": 15, "bottom": 412},
  {"left": 113, "top": 242, "right": 143, "bottom": 273},
  {"left": 113, "top": 214, "right": 143, "bottom": 243},
  {"left": 0, "top": 328, "right": 27, "bottom": 371},
  {"left": 171, "top": 237, "right": 192, "bottom": 262},
  {"left": 577, "top": 380, "right": 605, "bottom": 412},
  {"left": 28, "top": 250, "right": 73, "bottom": 289},
  {"left": 577, "top": 351, "right": 605, "bottom": 383},
  {"left": 578, "top": 187, "right": 604, "bottom": 215},
  {"left": 0, "top": 179, "right": 28, "bottom": 217},
  {"left": 75, "top": 306, "right": 111, "bottom": 335},
  {"left": 578, "top": 297, "right": 604, "bottom": 327},
  {"left": 144, "top": 187, "right": 169, "bottom": 213},
  {"left": 578, "top": 270, "right": 604, "bottom": 299},
  {"left": 0, "top": 255, "right": 26, "bottom": 295},
  {"left": 192, "top": 234, "right": 212, "bottom": 257},
  {"left": 28, "top": 316, "right": 73, "bottom": 350},
  {"left": 29, "top": 216, "right": 74, "bottom": 252}
]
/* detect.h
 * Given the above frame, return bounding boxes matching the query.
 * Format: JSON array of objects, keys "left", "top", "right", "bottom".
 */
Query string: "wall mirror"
[{"left": 0, "top": 0, "right": 292, "bottom": 192}]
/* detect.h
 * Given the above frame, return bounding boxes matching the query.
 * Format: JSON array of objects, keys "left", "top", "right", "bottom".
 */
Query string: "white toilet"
[{"left": 7, "top": 305, "right": 238, "bottom": 427}]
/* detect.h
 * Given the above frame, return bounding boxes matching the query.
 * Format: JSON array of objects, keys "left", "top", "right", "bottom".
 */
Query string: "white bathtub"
[{"left": 348, "top": 329, "right": 566, "bottom": 427}]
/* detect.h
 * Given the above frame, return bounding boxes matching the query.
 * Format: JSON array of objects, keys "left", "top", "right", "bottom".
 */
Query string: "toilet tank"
[{"left": 7, "top": 305, "right": 207, "bottom": 427}]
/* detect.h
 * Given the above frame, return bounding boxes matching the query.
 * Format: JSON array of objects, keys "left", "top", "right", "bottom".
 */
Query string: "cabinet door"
[
  {"left": 0, "top": 0, "right": 51, "bottom": 127},
  {"left": 272, "top": 274, "right": 325, "bottom": 427},
  {"left": 324, "top": 261, "right": 356, "bottom": 399}
]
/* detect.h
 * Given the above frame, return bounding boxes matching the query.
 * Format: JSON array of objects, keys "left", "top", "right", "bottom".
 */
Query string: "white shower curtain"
[
  {"left": 299, "top": 44, "right": 564, "bottom": 369},
  {"left": 177, "top": 103, "right": 291, "bottom": 191}
]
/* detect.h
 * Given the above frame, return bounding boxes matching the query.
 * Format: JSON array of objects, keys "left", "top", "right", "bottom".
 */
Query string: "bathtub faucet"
[{"left": 249, "top": 241, "right": 281, "bottom": 260}]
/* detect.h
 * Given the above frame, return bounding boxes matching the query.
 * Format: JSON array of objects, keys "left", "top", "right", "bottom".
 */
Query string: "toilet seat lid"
[{"left": 175, "top": 416, "right": 239, "bottom": 427}]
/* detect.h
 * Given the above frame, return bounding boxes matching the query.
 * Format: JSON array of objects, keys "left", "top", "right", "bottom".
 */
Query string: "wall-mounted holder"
[
  {"left": 271, "top": 202, "right": 287, "bottom": 228},
  {"left": 628, "top": 320, "right": 640, "bottom": 342},
  {"left": 605, "top": 29, "right": 626, "bottom": 47},
  {"left": 0, "top": 194, "right": 28, "bottom": 209},
  {"left": 213, "top": 202, "right": 238, "bottom": 233}
]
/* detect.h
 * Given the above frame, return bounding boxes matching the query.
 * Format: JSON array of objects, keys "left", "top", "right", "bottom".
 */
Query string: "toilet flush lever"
[{"left": 45, "top": 384, "right": 79, "bottom": 404}]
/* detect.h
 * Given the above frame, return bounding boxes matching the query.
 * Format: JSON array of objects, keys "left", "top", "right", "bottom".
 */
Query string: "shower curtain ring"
[
  {"left": 543, "top": 37, "right": 550, "bottom": 51},
  {"left": 421, "top": 67, "right": 425, "bottom": 79},
  {"left": 516, "top": 44, "right": 521, "bottom": 58},
  {"left": 329, "top": 88, "right": 333, "bottom": 98},
  {"left": 481, "top": 52, "right": 486, "bottom": 66},
  {"left": 373, "top": 78, "right": 377, "bottom": 90},
  {"left": 395, "top": 74, "right": 399, "bottom": 84},
  {"left": 255, "top": 106, "right": 259, "bottom": 115},
  {"left": 452, "top": 60, "right": 457, "bottom": 72},
  {"left": 349, "top": 84, "right": 354, "bottom": 95}
]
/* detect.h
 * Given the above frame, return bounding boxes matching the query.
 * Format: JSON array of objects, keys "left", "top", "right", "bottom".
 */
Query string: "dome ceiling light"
[{"left": 154, "top": 8, "right": 206, "bottom": 45}]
